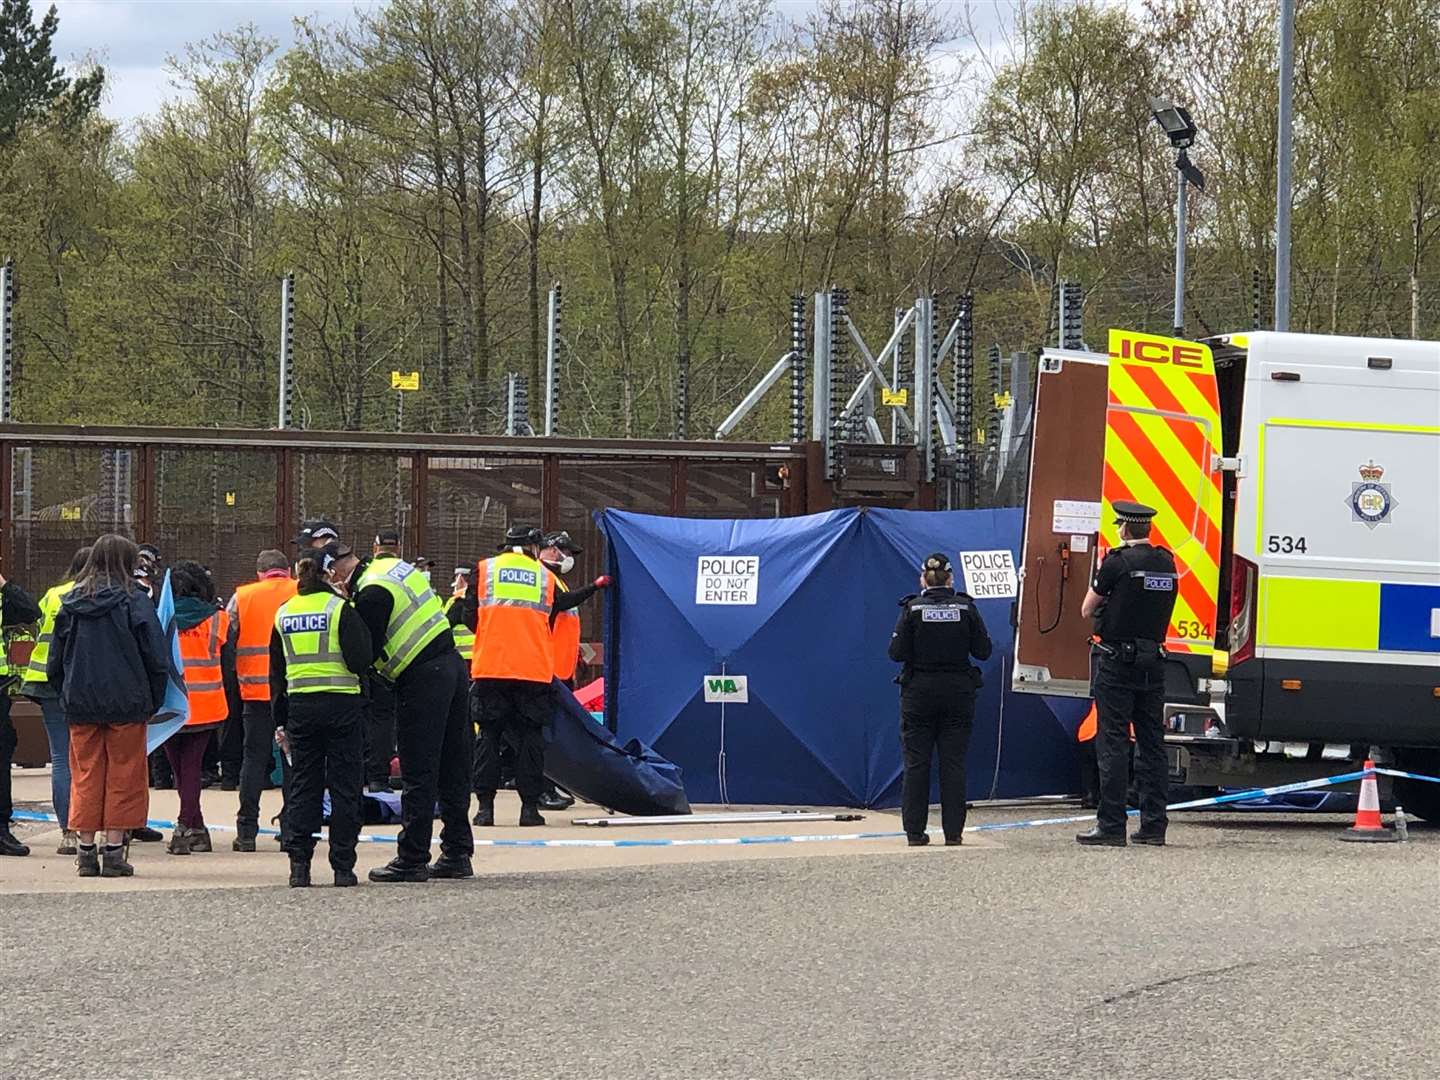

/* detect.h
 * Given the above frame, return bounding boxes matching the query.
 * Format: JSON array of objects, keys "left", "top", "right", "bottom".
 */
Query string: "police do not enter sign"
[{"left": 696, "top": 555, "right": 760, "bottom": 605}]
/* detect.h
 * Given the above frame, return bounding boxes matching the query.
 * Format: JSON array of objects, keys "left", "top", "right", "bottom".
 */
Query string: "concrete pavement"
[{"left": 2, "top": 769, "right": 1436, "bottom": 1079}]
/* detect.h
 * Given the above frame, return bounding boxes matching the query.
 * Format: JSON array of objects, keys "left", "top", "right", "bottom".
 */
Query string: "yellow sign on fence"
[
  {"left": 993, "top": 391, "right": 1014, "bottom": 410},
  {"left": 60, "top": 505, "right": 81, "bottom": 522},
  {"left": 224, "top": 492, "right": 236, "bottom": 507},
  {"left": 391, "top": 370, "right": 421, "bottom": 392},
  {"left": 881, "top": 388, "right": 908, "bottom": 407}
]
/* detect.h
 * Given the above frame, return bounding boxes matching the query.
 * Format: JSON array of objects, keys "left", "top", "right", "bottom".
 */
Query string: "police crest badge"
[{"left": 1347, "top": 460, "right": 1397, "bottom": 529}]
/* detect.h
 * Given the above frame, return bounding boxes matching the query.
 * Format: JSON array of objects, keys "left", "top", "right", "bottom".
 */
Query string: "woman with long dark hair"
[
  {"left": 271, "top": 544, "right": 371, "bottom": 887},
  {"left": 49, "top": 534, "right": 170, "bottom": 878},
  {"left": 165, "top": 560, "right": 235, "bottom": 855}
]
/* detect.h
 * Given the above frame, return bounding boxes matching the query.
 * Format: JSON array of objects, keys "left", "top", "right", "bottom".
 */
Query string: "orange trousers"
[{"left": 68, "top": 723, "right": 150, "bottom": 832}]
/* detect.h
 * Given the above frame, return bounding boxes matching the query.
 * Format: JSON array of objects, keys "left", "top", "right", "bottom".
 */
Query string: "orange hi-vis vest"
[
  {"left": 552, "top": 578, "right": 581, "bottom": 681},
  {"left": 472, "top": 551, "right": 556, "bottom": 684},
  {"left": 181, "top": 610, "right": 230, "bottom": 725},
  {"left": 234, "top": 575, "right": 297, "bottom": 701}
]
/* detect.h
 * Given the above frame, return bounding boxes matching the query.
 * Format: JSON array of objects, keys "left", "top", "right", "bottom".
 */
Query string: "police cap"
[
  {"left": 1111, "top": 500, "right": 1157, "bottom": 525},
  {"left": 374, "top": 526, "right": 401, "bottom": 548},
  {"left": 498, "top": 524, "right": 544, "bottom": 551},
  {"left": 921, "top": 551, "right": 952, "bottom": 574},
  {"left": 543, "top": 530, "right": 583, "bottom": 555},
  {"left": 294, "top": 518, "right": 340, "bottom": 546}
]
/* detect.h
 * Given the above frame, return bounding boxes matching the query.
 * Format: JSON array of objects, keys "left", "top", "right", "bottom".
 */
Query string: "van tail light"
[{"left": 1228, "top": 554, "right": 1259, "bottom": 666}]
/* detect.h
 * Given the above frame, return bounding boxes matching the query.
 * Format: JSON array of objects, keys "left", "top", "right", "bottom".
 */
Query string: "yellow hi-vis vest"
[
  {"left": 445, "top": 596, "right": 475, "bottom": 663},
  {"left": 24, "top": 580, "right": 74, "bottom": 684},
  {"left": 356, "top": 557, "right": 449, "bottom": 680},
  {"left": 275, "top": 592, "right": 360, "bottom": 695}
]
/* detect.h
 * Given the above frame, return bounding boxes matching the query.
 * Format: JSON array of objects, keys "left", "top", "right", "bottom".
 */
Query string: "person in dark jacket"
[
  {"left": 49, "top": 534, "right": 170, "bottom": 878},
  {"left": 888, "top": 552, "right": 992, "bottom": 846},
  {"left": 0, "top": 563, "right": 43, "bottom": 858},
  {"left": 271, "top": 548, "right": 372, "bottom": 888}
]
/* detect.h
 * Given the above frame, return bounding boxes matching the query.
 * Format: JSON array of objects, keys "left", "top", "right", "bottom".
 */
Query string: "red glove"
[{"left": 594, "top": 575, "right": 613, "bottom": 588}]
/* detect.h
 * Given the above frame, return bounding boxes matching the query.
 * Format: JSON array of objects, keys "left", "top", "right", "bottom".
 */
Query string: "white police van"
[{"left": 1013, "top": 330, "right": 1440, "bottom": 816}]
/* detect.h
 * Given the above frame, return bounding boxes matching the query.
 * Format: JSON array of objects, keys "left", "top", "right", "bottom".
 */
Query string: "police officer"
[
  {"left": 1077, "top": 501, "right": 1179, "bottom": 847},
  {"left": 326, "top": 539, "right": 474, "bottom": 883},
  {"left": 458, "top": 525, "right": 609, "bottom": 827},
  {"left": 361, "top": 527, "right": 403, "bottom": 795},
  {"left": 888, "top": 552, "right": 992, "bottom": 847},
  {"left": 271, "top": 547, "right": 372, "bottom": 887}
]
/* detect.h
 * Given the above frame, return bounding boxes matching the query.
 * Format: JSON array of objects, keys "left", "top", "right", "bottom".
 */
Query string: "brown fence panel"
[
  {"left": 425, "top": 455, "right": 545, "bottom": 578},
  {"left": 154, "top": 447, "right": 282, "bottom": 594},
  {"left": 293, "top": 450, "right": 413, "bottom": 556},
  {"left": 10, "top": 445, "right": 136, "bottom": 592}
]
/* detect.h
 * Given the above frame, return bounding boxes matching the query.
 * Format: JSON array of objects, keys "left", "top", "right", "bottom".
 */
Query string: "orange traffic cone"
[{"left": 1339, "top": 760, "right": 1398, "bottom": 843}]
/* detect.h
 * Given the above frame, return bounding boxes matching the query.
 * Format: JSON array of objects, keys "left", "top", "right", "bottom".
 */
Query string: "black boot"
[
  {"left": 101, "top": 844, "right": 134, "bottom": 877},
  {"left": 906, "top": 833, "right": 930, "bottom": 847},
  {"left": 130, "top": 826, "right": 164, "bottom": 843},
  {"left": 518, "top": 804, "right": 546, "bottom": 827},
  {"left": 537, "top": 788, "right": 573, "bottom": 811},
  {"left": 289, "top": 859, "right": 312, "bottom": 888},
  {"left": 367, "top": 859, "right": 431, "bottom": 884},
  {"left": 333, "top": 869, "right": 359, "bottom": 887},
  {"left": 1076, "top": 826, "right": 1127, "bottom": 847},
  {"left": 431, "top": 855, "right": 474, "bottom": 879},
  {"left": 232, "top": 835, "right": 256, "bottom": 853},
  {"left": 76, "top": 843, "right": 100, "bottom": 877},
  {"left": 0, "top": 828, "right": 30, "bottom": 857},
  {"left": 472, "top": 801, "right": 494, "bottom": 827}
]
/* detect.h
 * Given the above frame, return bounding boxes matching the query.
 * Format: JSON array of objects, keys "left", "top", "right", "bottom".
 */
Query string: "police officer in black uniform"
[
  {"left": 1077, "top": 501, "right": 1179, "bottom": 847},
  {"left": 888, "top": 552, "right": 992, "bottom": 847}
]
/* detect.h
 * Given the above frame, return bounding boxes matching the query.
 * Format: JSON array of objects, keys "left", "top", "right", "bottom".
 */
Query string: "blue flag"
[{"left": 146, "top": 569, "right": 190, "bottom": 753}]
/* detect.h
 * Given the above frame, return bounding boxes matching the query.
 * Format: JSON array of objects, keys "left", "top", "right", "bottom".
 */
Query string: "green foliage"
[{"left": 0, "top": 0, "right": 1434, "bottom": 443}]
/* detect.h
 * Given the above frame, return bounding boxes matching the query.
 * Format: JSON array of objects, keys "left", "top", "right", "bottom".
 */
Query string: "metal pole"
[
  {"left": 1274, "top": 0, "right": 1294, "bottom": 331},
  {"left": 891, "top": 308, "right": 904, "bottom": 443},
  {"left": 1174, "top": 166, "right": 1188, "bottom": 336},
  {"left": 0, "top": 260, "right": 13, "bottom": 423},
  {"left": 913, "top": 297, "right": 934, "bottom": 478},
  {"left": 788, "top": 294, "right": 806, "bottom": 444},
  {"left": 544, "top": 283, "right": 560, "bottom": 437},
  {"left": 277, "top": 272, "right": 294, "bottom": 429},
  {"left": 810, "top": 291, "right": 830, "bottom": 444}
]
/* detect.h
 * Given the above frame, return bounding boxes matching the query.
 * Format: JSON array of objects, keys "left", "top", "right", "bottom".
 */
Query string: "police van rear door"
[{"left": 1100, "top": 330, "right": 1224, "bottom": 683}]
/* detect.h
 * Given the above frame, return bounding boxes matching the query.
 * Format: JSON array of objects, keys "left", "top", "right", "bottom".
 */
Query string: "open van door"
[
  {"left": 1012, "top": 349, "right": 1109, "bottom": 696},
  {"left": 1013, "top": 330, "right": 1225, "bottom": 700},
  {"left": 1100, "top": 330, "right": 1224, "bottom": 674}
]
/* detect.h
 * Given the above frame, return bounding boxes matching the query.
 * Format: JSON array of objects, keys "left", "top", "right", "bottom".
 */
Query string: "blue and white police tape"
[{"left": 11, "top": 765, "right": 1436, "bottom": 849}]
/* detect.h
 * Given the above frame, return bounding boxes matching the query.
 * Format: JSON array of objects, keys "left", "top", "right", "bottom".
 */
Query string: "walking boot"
[
  {"left": 472, "top": 801, "right": 495, "bottom": 827},
  {"left": 289, "top": 859, "right": 312, "bottom": 888},
  {"left": 57, "top": 830, "right": 79, "bottom": 856},
  {"left": 76, "top": 843, "right": 100, "bottom": 877},
  {"left": 1075, "top": 826, "right": 1127, "bottom": 847},
  {"left": 430, "top": 855, "right": 474, "bottom": 880},
  {"left": 1131, "top": 830, "right": 1167, "bottom": 847},
  {"left": 166, "top": 828, "right": 192, "bottom": 856},
  {"left": 906, "top": 833, "right": 930, "bottom": 847},
  {"left": 0, "top": 828, "right": 30, "bottom": 857},
  {"left": 101, "top": 844, "right": 135, "bottom": 877},
  {"left": 187, "top": 827, "right": 213, "bottom": 853},
  {"left": 130, "top": 826, "right": 164, "bottom": 843},
  {"left": 367, "top": 859, "right": 431, "bottom": 884},
  {"left": 333, "top": 869, "right": 359, "bottom": 888},
  {"left": 518, "top": 804, "right": 546, "bottom": 827},
  {"left": 232, "top": 835, "right": 256, "bottom": 853}
]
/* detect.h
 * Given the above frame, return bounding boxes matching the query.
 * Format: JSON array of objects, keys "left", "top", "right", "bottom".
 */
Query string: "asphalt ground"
[{"left": 3, "top": 800, "right": 1436, "bottom": 1080}]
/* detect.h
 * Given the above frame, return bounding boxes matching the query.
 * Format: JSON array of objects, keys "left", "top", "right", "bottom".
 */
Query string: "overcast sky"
[{"left": 48, "top": 0, "right": 1013, "bottom": 129}]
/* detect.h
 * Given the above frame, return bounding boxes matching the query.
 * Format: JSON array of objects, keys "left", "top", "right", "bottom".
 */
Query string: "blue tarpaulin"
[{"left": 599, "top": 507, "right": 1084, "bottom": 809}]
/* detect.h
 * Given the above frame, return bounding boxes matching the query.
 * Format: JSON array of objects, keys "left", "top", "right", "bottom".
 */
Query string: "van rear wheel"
[{"left": 1395, "top": 752, "right": 1440, "bottom": 823}]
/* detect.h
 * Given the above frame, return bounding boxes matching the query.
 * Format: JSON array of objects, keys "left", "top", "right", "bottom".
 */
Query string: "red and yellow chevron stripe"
[{"left": 1101, "top": 330, "right": 1224, "bottom": 656}]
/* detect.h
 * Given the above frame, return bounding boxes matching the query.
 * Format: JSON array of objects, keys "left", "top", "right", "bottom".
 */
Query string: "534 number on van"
[{"left": 1267, "top": 534, "right": 1308, "bottom": 554}]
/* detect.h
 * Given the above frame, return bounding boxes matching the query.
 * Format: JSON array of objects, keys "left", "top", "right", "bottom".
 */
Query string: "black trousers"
[
  {"left": 363, "top": 675, "right": 397, "bottom": 788},
  {"left": 236, "top": 699, "right": 291, "bottom": 841},
  {"left": 394, "top": 651, "right": 474, "bottom": 867},
  {"left": 285, "top": 694, "right": 364, "bottom": 872},
  {"left": 899, "top": 675, "right": 974, "bottom": 840},
  {"left": 218, "top": 707, "right": 245, "bottom": 783},
  {"left": 1094, "top": 659, "right": 1168, "bottom": 834},
  {"left": 472, "top": 678, "right": 552, "bottom": 805},
  {"left": 0, "top": 694, "right": 14, "bottom": 826}
]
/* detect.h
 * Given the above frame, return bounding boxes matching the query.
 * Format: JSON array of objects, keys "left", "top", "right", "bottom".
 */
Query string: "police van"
[{"left": 1012, "top": 330, "right": 1440, "bottom": 817}]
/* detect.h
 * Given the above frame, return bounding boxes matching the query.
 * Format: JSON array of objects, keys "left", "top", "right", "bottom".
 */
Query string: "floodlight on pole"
[{"left": 1150, "top": 97, "right": 1205, "bottom": 336}]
